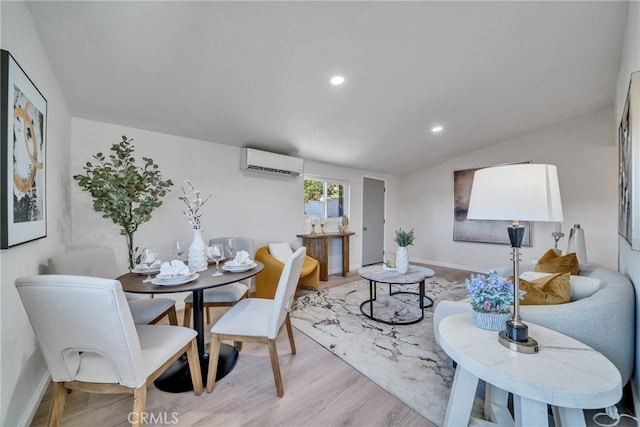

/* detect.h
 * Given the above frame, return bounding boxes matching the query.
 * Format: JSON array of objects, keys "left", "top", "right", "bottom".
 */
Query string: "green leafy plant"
[
  {"left": 394, "top": 228, "right": 415, "bottom": 247},
  {"left": 74, "top": 136, "right": 173, "bottom": 270}
]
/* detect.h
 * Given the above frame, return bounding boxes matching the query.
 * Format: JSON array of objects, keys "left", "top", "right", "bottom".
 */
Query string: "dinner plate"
[
  {"left": 222, "top": 262, "right": 257, "bottom": 273},
  {"left": 132, "top": 265, "right": 161, "bottom": 274},
  {"left": 151, "top": 273, "right": 199, "bottom": 286}
]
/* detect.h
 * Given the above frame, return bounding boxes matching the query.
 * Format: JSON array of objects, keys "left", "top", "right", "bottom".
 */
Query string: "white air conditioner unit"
[{"left": 240, "top": 148, "right": 304, "bottom": 177}]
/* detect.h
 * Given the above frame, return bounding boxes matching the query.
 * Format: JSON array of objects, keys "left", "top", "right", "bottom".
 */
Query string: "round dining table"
[{"left": 117, "top": 261, "right": 264, "bottom": 393}]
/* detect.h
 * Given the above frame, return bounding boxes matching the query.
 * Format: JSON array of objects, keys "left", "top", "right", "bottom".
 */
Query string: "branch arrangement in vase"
[
  {"left": 394, "top": 228, "right": 415, "bottom": 247},
  {"left": 179, "top": 180, "right": 212, "bottom": 230}
]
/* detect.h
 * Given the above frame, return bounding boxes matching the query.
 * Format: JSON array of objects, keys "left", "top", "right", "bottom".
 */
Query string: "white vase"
[
  {"left": 188, "top": 229, "right": 208, "bottom": 272},
  {"left": 396, "top": 246, "right": 409, "bottom": 274}
]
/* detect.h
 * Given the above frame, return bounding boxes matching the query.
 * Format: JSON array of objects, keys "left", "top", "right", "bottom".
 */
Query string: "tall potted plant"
[{"left": 74, "top": 136, "right": 173, "bottom": 270}]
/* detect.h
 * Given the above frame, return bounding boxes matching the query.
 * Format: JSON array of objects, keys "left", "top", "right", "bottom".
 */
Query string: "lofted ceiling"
[{"left": 26, "top": 1, "right": 628, "bottom": 176}]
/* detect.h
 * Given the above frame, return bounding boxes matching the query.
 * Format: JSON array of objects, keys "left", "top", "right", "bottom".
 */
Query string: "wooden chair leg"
[
  {"left": 235, "top": 341, "right": 243, "bottom": 352},
  {"left": 183, "top": 303, "right": 192, "bottom": 327},
  {"left": 285, "top": 313, "right": 296, "bottom": 354},
  {"left": 185, "top": 338, "right": 203, "bottom": 395},
  {"left": 206, "top": 334, "right": 221, "bottom": 393},
  {"left": 206, "top": 307, "right": 211, "bottom": 325},
  {"left": 267, "top": 339, "right": 284, "bottom": 397},
  {"left": 47, "top": 382, "right": 67, "bottom": 427},
  {"left": 167, "top": 306, "right": 178, "bottom": 325},
  {"left": 131, "top": 386, "right": 146, "bottom": 427}
]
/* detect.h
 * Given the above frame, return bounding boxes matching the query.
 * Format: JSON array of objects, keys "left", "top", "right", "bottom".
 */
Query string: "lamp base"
[{"left": 498, "top": 330, "right": 539, "bottom": 354}]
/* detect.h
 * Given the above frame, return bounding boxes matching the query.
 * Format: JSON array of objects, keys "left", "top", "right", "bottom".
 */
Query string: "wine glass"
[
  {"left": 141, "top": 247, "right": 157, "bottom": 283},
  {"left": 225, "top": 238, "right": 236, "bottom": 260},
  {"left": 209, "top": 243, "right": 224, "bottom": 277},
  {"left": 172, "top": 240, "right": 185, "bottom": 261}
]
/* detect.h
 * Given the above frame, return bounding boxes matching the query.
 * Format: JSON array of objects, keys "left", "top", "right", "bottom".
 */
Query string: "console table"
[
  {"left": 437, "top": 313, "right": 622, "bottom": 426},
  {"left": 296, "top": 231, "right": 355, "bottom": 281}
]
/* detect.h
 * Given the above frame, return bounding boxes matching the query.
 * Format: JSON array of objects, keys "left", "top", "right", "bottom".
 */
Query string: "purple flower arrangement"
[{"left": 465, "top": 269, "right": 523, "bottom": 314}]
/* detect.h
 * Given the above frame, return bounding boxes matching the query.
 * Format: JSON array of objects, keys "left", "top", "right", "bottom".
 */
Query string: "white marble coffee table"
[
  {"left": 437, "top": 313, "right": 622, "bottom": 427},
  {"left": 358, "top": 264, "right": 435, "bottom": 325}
]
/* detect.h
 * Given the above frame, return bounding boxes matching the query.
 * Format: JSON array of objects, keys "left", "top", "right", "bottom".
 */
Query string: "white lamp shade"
[{"left": 467, "top": 164, "right": 564, "bottom": 222}]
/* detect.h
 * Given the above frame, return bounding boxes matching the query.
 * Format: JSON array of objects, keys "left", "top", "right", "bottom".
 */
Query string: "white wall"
[
  {"left": 0, "top": 1, "right": 72, "bottom": 425},
  {"left": 70, "top": 118, "right": 400, "bottom": 282},
  {"left": 400, "top": 107, "right": 617, "bottom": 272},
  {"left": 616, "top": 0, "right": 640, "bottom": 410}
]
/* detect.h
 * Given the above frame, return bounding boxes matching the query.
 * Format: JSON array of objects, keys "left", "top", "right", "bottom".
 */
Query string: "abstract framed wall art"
[
  {"left": 618, "top": 71, "right": 640, "bottom": 250},
  {"left": 453, "top": 162, "right": 531, "bottom": 245},
  {"left": 0, "top": 50, "right": 47, "bottom": 248}
]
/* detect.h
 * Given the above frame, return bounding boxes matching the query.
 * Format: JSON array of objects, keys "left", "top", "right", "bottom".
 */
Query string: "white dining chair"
[
  {"left": 182, "top": 237, "right": 254, "bottom": 328},
  {"left": 206, "top": 247, "right": 306, "bottom": 397},
  {"left": 47, "top": 247, "right": 178, "bottom": 325},
  {"left": 15, "top": 274, "right": 203, "bottom": 427}
]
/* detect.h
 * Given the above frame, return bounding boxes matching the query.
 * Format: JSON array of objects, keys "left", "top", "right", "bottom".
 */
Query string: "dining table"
[{"left": 117, "top": 260, "right": 264, "bottom": 393}]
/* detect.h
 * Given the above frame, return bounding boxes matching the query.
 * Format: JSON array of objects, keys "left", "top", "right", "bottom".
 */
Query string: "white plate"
[
  {"left": 151, "top": 273, "right": 199, "bottom": 286},
  {"left": 222, "top": 262, "right": 257, "bottom": 273},
  {"left": 133, "top": 265, "right": 161, "bottom": 274}
]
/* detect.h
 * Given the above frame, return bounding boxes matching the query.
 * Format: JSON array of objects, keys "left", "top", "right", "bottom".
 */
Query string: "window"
[{"left": 304, "top": 176, "right": 348, "bottom": 220}]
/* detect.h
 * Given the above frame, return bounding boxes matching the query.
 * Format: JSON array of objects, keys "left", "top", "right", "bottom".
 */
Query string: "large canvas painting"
[
  {"left": 453, "top": 163, "right": 531, "bottom": 245},
  {"left": 619, "top": 71, "right": 640, "bottom": 250},
  {"left": 1, "top": 50, "right": 47, "bottom": 248}
]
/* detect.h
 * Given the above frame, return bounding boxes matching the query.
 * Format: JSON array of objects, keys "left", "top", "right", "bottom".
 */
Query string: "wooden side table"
[
  {"left": 437, "top": 313, "right": 622, "bottom": 427},
  {"left": 297, "top": 231, "right": 355, "bottom": 281}
]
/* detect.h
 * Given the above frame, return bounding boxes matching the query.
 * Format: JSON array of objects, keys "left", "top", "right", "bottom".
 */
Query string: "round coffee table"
[{"left": 358, "top": 264, "right": 435, "bottom": 325}]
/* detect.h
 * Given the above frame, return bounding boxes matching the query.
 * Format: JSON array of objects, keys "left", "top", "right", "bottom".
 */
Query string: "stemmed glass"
[
  {"left": 141, "top": 247, "right": 157, "bottom": 283},
  {"left": 225, "top": 238, "right": 236, "bottom": 260},
  {"left": 209, "top": 243, "right": 224, "bottom": 277},
  {"left": 172, "top": 240, "right": 185, "bottom": 261}
]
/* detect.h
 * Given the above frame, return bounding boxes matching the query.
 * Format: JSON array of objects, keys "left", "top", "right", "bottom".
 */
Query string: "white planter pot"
[
  {"left": 396, "top": 246, "right": 409, "bottom": 274},
  {"left": 472, "top": 310, "right": 510, "bottom": 331},
  {"left": 188, "top": 229, "right": 208, "bottom": 272}
]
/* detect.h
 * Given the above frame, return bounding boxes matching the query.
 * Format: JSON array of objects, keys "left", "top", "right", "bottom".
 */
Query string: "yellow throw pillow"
[
  {"left": 534, "top": 249, "right": 579, "bottom": 275},
  {"left": 511, "top": 272, "right": 571, "bottom": 305}
]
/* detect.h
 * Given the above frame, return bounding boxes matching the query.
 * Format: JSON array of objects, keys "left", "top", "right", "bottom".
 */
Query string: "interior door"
[{"left": 362, "top": 177, "right": 385, "bottom": 266}]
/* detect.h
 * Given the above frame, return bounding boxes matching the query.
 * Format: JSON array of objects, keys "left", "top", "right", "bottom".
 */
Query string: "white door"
[{"left": 362, "top": 177, "right": 385, "bottom": 266}]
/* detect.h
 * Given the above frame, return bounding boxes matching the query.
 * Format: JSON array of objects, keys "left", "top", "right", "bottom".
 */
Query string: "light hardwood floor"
[{"left": 31, "top": 264, "right": 468, "bottom": 427}]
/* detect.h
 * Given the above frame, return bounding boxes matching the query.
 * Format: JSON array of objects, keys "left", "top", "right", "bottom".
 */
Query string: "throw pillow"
[
  {"left": 269, "top": 242, "right": 293, "bottom": 264},
  {"left": 534, "top": 249, "right": 579, "bottom": 275},
  {"left": 520, "top": 271, "right": 601, "bottom": 301},
  {"left": 511, "top": 272, "right": 571, "bottom": 305}
]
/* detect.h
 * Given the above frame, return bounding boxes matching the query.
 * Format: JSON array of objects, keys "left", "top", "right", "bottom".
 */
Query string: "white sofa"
[{"left": 433, "top": 262, "right": 635, "bottom": 385}]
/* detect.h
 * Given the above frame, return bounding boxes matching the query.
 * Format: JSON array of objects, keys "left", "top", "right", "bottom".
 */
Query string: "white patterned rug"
[{"left": 290, "top": 277, "right": 477, "bottom": 426}]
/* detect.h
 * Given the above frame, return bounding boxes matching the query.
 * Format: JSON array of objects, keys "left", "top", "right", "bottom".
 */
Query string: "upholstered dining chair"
[
  {"left": 47, "top": 247, "right": 178, "bottom": 325},
  {"left": 206, "top": 247, "right": 306, "bottom": 397},
  {"left": 15, "top": 275, "right": 203, "bottom": 427},
  {"left": 254, "top": 243, "right": 319, "bottom": 298},
  {"left": 182, "top": 237, "right": 254, "bottom": 329}
]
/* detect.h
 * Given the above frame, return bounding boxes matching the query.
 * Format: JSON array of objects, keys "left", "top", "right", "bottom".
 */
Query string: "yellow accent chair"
[{"left": 254, "top": 244, "right": 320, "bottom": 298}]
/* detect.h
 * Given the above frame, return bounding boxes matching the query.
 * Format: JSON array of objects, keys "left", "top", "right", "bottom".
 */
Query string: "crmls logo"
[{"left": 128, "top": 412, "right": 179, "bottom": 424}]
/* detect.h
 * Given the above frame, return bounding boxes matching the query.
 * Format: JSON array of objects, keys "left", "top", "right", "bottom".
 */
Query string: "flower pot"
[
  {"left": 472, "top": 310, "right": 510, "bottom": 331},
  {"left": 396, "top": 246, "right": 409, "bottom": 274},
  {"left": 188, "top": 229, "right": 208, "bottom": 272}
]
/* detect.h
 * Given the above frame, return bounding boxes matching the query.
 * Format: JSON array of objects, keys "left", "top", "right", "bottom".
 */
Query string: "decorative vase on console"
[
  {"left": 179, "top": 180, "right": 212, "bottom": 273},
  {"left": 394, "top": 228, "right": 415, "bottom": 275},
  {"left": 466, "top": 269, "right": 516, "bottom": 331},
  {"left": 188, "top": 228, "right": 208, "bottom": 272}
]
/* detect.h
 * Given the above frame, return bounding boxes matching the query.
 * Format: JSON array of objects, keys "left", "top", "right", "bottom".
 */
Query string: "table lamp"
[{"left": 467, "top": 164, "right": 564, "bottom": 353}]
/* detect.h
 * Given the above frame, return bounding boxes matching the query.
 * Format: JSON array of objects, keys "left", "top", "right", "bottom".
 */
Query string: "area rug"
[{"left": 290, "top": 277, "right": 478, "bottom": 426}]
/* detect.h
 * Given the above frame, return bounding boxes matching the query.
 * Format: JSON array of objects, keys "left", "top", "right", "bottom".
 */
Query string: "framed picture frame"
[
  {"left": 618, "top": 71, "right": 640, "bottom": 250},
  {"left": 1, "top": 50, "right": 47, "bottom": 248},
  {"left": 453, "top": 162, "right": 531, "bottom": 246}
]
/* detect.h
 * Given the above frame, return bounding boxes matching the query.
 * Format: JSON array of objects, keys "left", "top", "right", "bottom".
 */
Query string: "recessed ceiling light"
[
  {"left": 330, "top": 75, "right": 345, "bottom": 86},
  {"left": 431, "top": 125, "right": 444, "bottom": 133}
]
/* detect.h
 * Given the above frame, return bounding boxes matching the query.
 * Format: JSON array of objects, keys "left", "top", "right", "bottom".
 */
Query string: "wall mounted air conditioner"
[{"left": 240, "top": 148, "right": 304, "bottom": 177}]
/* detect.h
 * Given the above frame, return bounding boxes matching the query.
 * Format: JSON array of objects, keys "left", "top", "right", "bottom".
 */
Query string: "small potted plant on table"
[{"left": 465, "top": 269, "right": 519, "bottom": 330}]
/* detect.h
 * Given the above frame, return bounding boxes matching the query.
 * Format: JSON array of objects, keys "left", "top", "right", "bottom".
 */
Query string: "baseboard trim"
[{"left": 16, "top": 371, "right": 50, "bottom": 427}]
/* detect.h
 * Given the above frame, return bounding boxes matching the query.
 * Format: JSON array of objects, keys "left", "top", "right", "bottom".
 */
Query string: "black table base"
[
  {"left": 154, "top": 343, "right": 239, "bottom": 393},
  {"left": 359, "top": 280, "right": 433, "bottom": 325}
]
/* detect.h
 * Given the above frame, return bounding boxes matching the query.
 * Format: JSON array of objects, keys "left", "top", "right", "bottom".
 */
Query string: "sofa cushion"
[
  {"left": 520, "top": 271, "right": 601, "bottom": 301},
  {"left": 268, "top": 243, "right": 293, "bottom": 264},
  {"left": 513, "top": 271, "right": 571, "bottom": 305},
  {"left": 534, "top": 249, "right": 579, "bottom": 275}
]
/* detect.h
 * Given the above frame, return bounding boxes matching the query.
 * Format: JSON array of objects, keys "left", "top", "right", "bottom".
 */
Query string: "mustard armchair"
[{"left": 255, "top": 245, "right": 320, "bottom": 298}]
